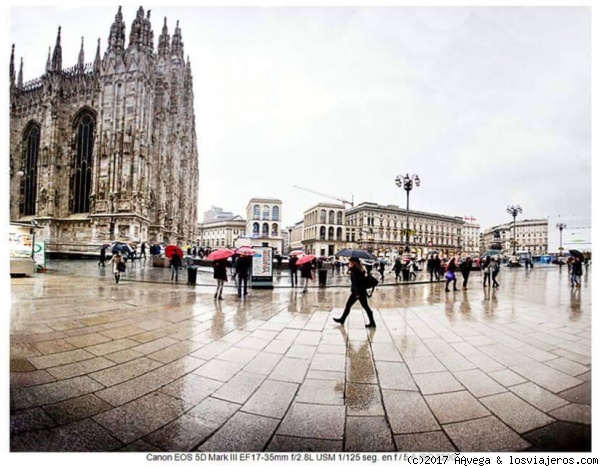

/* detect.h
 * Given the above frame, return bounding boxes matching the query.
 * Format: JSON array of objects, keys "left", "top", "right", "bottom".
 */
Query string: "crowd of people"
[{"left": 99, "top": 241, "right": 590, "bottom": 310}]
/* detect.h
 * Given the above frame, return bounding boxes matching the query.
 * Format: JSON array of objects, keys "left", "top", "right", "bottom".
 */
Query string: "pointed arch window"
[
  {"left": 71, "top": 111, "right": 95, "bottom": 213},
  {"left": 20, "top": 123, "right": 41, "bottom": 216}
]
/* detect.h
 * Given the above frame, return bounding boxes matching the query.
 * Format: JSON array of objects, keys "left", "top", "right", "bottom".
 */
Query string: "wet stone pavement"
[{"left": 10, "top": 261, "right": 592, "bottom": 452}]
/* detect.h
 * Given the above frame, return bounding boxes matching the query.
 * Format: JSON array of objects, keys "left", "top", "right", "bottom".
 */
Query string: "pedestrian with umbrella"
[
  {"left": 570, "top": 254, "right": 583, "bottom": 287},
  {"left": 235, "top": 249, "right": 253, "bottom": 297},
  {"left": 170, "top": 250, "right": 182, "bottom": 281},
  {"left": 207, "top": 249, "right": 235, "bottom": 300},
  {"left": 98, "top": 244, "right": 109, "bottom": 267},
  {"left": 333, "top": 257, "right": 376, "bottom": 328},
  {"left": 289, "top": 253, "right": 301, "bottom": 288},
  {"left": 482, "top": 256, "right": 492, "bottom": 287},
  {"left": 491, "top": 257, "right": 501, "bottom": 288},
  {"left": 297, "top": 254, "right": 316, "bottom": 293}
]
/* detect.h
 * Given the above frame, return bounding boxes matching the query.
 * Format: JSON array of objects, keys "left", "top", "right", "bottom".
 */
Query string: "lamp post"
[
  {"left": 395, "top": 173, "right": 420, "bottom": 253},
  {"left": 506, "top": 205, "right": 522, "bottom": 256},
  {"left": 556, "top": 222, "right": 567, "bottom": 258}
]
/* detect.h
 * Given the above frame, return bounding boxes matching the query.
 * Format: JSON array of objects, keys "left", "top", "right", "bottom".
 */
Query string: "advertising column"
[{"left": 251, "top": 246, "right": 274, "bottom": 289}]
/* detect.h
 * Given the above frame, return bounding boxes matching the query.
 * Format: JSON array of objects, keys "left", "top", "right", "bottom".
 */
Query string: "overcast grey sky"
[{"left": 8, "top": 4, "right": 592, "bottom": 230}]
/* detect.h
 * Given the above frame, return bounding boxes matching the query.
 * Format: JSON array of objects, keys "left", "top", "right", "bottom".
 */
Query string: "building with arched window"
[
  {"left": 302, "top": 203, "right": 346, "bottom": 257},
  {"left": 344, "top": 202, "right": 464, "bottom": 257},
  {"left": 9, "top": 7, "right": 199, "bottom": 255},
  {"left": 241, "top": 197, "right": 283, "bottom": 254}
]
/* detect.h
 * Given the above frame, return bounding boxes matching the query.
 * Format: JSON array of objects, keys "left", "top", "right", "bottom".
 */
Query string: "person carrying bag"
[{"left": 333, "top": 257, "right": 376, "bottom": 328}]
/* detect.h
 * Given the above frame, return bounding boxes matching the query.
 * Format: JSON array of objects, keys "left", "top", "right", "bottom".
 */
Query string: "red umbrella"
[
  {"left": 165, "top": 245, "right": 183, "bottom": 258},
  {"left": 237, "top": 246, "right": 256, "bottom": 256},
  {"left": 207, "top": 248, "right": 235, "bottom": 261},
  {"left": 290, "top": 250, "right": 304, "bottom": 256},
  {"left": 296, "top": 254, "right": 316, "bottom": 265}
]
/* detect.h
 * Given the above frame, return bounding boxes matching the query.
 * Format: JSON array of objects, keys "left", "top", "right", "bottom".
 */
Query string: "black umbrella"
[
  {"left": 427, "top": 250, "right": 440, "bottom": 256},
  {"left": 569, "top": 249, "right": 584, "bottom": 260},
  {"left": 335, "top": 248, "right": 377, "bottom": 260},
  {"left": 112, "top": 242, "right": 132, "bottom": 255}
]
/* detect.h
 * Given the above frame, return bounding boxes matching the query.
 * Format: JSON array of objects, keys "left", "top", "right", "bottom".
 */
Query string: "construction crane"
[{"left": 294, "top": 185, "right": 354, "bottom": 208}]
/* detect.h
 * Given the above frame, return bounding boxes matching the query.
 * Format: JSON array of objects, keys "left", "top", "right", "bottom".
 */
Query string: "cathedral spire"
[
  {"left": 157, "top": 17, "right": 170, "bottom": 57},
  {"left": 171, "top": 20, "right": 184, "bottom": 61},
  {"left": 78, "top": 37, "right": 85, "bottom": 70},
  {"left": 144, "top": 9, "right": 154, "bottom": 52},
  {"left": 128, "top": 6, "right": 145, "bottom": 49},
  {"left": 9, "top": 44, "right": 15, "bottom": 87},
  {"left": 94, "top": 38, "right": 102, "bottom": 74},
  {"left": 51, "top": 26, "right": 62, "bottom": 72},
  {"left": 107, "top": 6, "right": 126, "bottom": 54},
  {"left": 46, "top": 47, "right": 52, "bottom": 72},
  {"left": 18, "top": 57, "right": 23, "bottom": 87}
]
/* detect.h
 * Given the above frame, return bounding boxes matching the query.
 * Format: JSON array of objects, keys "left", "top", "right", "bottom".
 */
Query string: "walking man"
[
  {"left": 460, "top": 256, "right": 473, "bottom": 289},
  {"left": 289, "top": 255, "right": 299, "bottom": 288},
  {"left": 98, "top": 246, "right": 107, "bottom": 267},
  {"left": 333, "top": 257, "right": 376, "bottom": 328},
  {"left": 170, "top": 251, "right": 182, "bottom": 281},
  {"left": 236, "top": 253, "right": 252, "bottom": 297}
]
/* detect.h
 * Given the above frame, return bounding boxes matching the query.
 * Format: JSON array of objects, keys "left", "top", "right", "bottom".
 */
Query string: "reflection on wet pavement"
[{"left": 10, "top": 261, "right": 592, "bottom": 452}]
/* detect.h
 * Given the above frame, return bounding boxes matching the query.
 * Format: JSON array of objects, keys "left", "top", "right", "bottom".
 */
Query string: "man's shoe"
[
  {"left": 333, "top": 317, "right": 344, "bottom": 325},
  {"left": 365, "top": 323, "right": 376, "bottom": 328}
]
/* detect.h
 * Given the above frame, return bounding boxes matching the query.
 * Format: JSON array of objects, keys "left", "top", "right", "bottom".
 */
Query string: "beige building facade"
[
  {"left": 481, "top": 218, "right": 549, "bottom": 255},
  {"left": 242, "top": 198, "right": 284, "bottom": 254},
  {"left": 196, "top": 216, "right": 246, "bottom": 249},
  {"left": 301, "top": 203, "right": 346, "bottom": 256},
  {"left": 343, "top": 202, "right": 464, "bottom": 257},
  {"left": 461, "top": 219, "right": 481, "bottom": 257}
]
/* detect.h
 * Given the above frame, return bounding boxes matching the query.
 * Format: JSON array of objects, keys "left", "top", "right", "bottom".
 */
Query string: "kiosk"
[
  {"left": 251, "top": 246, "right": 274, "bottom": 289},
  {"left": 9, "top": 222, "right": 37, "bottom": 275}
]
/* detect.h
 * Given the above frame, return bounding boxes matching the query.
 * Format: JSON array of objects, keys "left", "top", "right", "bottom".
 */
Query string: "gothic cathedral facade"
[{"left": 9, "top": 6, "right": 199, "bottom": 254}]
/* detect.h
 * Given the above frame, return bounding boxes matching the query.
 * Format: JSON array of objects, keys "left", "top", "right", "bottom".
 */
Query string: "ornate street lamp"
[
  {"left": 395, "top": 173, "right": 420, "bottom": 253},
  {"left": 506, "top": 205, "right": 522, "bottom": 256},
  {"left": 556, "top": 222, "right": 567, "bottom": 258}
]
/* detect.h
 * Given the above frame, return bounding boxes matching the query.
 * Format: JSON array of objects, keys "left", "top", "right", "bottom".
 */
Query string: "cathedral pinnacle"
[
  {"left": 108, "top": 5, "right": 126, "bottom": 53},
  {"left": 171, "top": 20, "right": 184, "bottom": 61},
  {"left": 18, "top": 57, "right": 23, "bottom": 87},
  {"left": 158, "top": 17, "right": 170, "bottom": 56},
  {"left": 46, "top": 47, "right": 52, "bottom": 72},
  {"left": 51, "top": 26, "right": 62, "bottom": 72},
  {"left": 78, "top": 37, "right": 85, "bottom": 70},
  {"left": 94, "top": 38, "right": 102, "bottom": 74},
  {"left": 10, "top": 44, "right": 15, "bottom": 86}
]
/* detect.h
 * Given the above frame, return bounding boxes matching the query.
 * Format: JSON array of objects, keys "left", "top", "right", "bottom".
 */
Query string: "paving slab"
[{"left": 443, "top": 416, "right": 531, "bottom": 451}]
